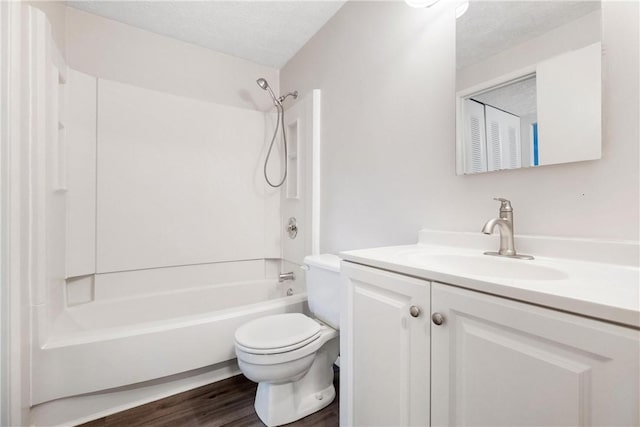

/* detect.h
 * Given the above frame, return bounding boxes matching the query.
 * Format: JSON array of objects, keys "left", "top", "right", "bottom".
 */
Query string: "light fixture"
[
  {"left": 404, "top": 0, "right": 440, "bottom": 8},
  {"left": 455, "top": 1, "right": 470, "bottom": 18}
]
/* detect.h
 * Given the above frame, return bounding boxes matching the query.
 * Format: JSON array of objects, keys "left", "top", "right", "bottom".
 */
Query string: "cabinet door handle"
[
  {"left": 409, "top": 305, "right": 421, "bottom": 318},
  {"left": 431, "top": 312, "right": 445, "bottom": 326}
]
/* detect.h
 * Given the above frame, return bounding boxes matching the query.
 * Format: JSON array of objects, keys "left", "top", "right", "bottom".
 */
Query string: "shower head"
[
  {"left": 256, "top": 77, "right": 280, "bottom": 106},
  {"left": 256, "top": 78, "right": 269, "bottom": 90}
]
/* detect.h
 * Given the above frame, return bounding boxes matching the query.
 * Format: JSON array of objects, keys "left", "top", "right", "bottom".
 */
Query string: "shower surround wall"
[
  {"left": 99, "top": 78, "right": 278, "bottom": 273},
  {"left": 61, "top": 7, "right": 281, "bottom": 304},
  {"left": 61, "top": 71, "right": 283, "bottom": 293}
]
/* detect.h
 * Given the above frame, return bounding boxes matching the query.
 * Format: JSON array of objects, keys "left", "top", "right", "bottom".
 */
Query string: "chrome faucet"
[{"left": 482, "top": 198, "right": 534, "bottom": 260}]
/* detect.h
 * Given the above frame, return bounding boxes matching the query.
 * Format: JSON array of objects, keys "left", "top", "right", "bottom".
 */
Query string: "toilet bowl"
[
  {"left": 234, "top": 254, "right": 341, "bottom": 427},
  {"left": 235, "top": 313, "right": 339, "bottom": 426}
]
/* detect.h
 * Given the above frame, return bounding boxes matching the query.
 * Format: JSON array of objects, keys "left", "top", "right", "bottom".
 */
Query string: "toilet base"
[
  {"left": 254, "top": 378, "right": 335, "bottom": 427},
  {"left": 253, "top": 337, "right": 339, "bottom": 427}
]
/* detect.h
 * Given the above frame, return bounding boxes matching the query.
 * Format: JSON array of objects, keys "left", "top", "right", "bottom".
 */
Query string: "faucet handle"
[{"left": 493, "top": 197, "right": 513, "bottom": 212}]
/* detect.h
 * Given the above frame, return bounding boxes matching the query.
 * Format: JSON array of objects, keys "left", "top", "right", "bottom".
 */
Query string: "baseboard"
[{"left": 30, "top": 360, "right": 240, "bottom": 427}]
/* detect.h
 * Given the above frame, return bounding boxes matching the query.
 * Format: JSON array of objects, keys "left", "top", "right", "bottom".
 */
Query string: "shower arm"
[{"left": 278, "top": 91, "right": 299, "bottom": 104}]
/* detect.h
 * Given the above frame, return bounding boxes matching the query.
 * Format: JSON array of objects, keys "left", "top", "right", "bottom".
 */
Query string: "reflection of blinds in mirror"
[
  {"left": 488, "top": 121, "right": 501, "bottom": 171},
  {"left": 507, "top": 126, "right": 521, "bottom": 169},
  {"left": 470, "top": 117, "right": 484, "bottom": 172},
  {"left": 485, "top": 105, "right": 521, "bottom": 171},
  {"left": 463, "top": 99, "right": 487, "bottom": 174}
]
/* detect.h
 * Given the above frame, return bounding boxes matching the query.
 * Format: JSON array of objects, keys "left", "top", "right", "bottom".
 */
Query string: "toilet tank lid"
[{"left": 304, "top": 254, "right": 341, "bottom": 272}]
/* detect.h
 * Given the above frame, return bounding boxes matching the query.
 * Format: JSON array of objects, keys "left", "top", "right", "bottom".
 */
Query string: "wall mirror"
[{"left": 455, "top": 1, "right": 602, "bottom": 175}]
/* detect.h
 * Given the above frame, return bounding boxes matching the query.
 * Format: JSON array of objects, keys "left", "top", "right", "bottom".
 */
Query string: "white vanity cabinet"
[
  {"left": 340, "top": 262, "right": 430, "bottom": 427},
  {"left": 341, "top": 261, "right": 640, "bottom": 427},
  {"left": 431, "top": 282, "right": 640, "bottom": 427}
]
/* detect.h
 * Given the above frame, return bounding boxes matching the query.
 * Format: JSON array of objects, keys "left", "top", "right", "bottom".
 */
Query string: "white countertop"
[{"left": 340, "top": 241, "right": 640, "bottom": 329}]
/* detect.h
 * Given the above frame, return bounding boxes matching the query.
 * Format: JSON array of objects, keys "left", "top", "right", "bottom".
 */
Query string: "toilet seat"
[
  {"left": 236, "top": 325, "right": 337, "bottom": 366},
  {"left": 236, "top": 333, "right": 321, "bottom": 355},
  {"left": 234, "top": 313, "right": 321, "bottom": 355}
]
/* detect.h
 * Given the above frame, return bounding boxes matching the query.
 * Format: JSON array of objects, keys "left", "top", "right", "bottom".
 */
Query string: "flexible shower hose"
[{"left": 263, "top": 103, "right": 287, "bottom": 188}]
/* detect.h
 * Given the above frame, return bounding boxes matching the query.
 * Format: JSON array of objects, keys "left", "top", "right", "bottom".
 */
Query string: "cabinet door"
[
  {"left": 341, "top": 262, "right": 430, "bottom": 427},
  {"left": 431, "top": 283, "right": 640, "bottom": 427}
]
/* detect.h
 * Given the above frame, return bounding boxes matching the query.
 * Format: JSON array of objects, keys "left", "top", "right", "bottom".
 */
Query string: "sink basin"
[{"left": 406, "top": 253, "right": 568, "bottom": 281}]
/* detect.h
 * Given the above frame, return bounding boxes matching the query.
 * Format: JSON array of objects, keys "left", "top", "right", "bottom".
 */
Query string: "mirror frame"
[
  {"left": 455, "top": 64, "right": 537, "bottom": 175},
  {"left": 454, "top": 2, "right": 603, "bottom": 176}
]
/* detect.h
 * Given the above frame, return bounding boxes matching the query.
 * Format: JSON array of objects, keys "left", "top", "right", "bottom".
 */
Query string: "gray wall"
[
  {"left": 281, "top": 1, "right": 639, "bottom": 253},
  {"left": 64, "top": 6, "right": 279, "bottom": 111}
]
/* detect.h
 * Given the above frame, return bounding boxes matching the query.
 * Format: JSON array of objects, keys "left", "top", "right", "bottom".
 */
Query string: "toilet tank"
[{"left": 304, "top": 254, "right": 341, "bottom": 330}]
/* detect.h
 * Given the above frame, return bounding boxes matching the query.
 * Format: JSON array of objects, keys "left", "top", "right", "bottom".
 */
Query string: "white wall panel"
[
  {"left": 26, "top": 1, "right": 66, "bottom": 55},
  {"left": 65, "top": 69, "right": 96, "bottom": 278},
  {"left": 96, "top": 79, "right": 276, "bottom": 273},
  {"left": 261, "top": 112, "right": 282, "bottom": 259},
  {"left": 27, "top": 6, "right": 68, "bottom": 338},
  {"left": 94, "top": 260, "right": 266, "bottom": 301},
  {"left": 281, "top": 90, "right": 321, "bottom": 266}
]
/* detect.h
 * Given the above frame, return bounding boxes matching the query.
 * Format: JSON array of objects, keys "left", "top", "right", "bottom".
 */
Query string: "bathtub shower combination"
[
  {"left": 36, "top": 78, "right": 303, "bottom": 403},
  {"left": 20, "top": 8, "right": 321, "bottom": 423}
]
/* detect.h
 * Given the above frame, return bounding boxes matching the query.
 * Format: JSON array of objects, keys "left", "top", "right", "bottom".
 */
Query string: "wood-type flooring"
[{"left": 79, "top": 369, "right": 339, "bottom": 427}]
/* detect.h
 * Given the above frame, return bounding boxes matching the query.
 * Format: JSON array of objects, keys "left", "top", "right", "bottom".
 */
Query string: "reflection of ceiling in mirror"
[
  {"left": 472, "top": 76, "right": 537, "bottom": 117},
  {"left": 457, "top": 1, "right": 601, "bottom": 70}
]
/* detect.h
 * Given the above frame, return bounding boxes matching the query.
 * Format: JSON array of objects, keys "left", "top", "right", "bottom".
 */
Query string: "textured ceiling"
[
  {"left": 67, "top": 1, "right": 346, "bottom": 69},
  {"left": 472, "top": 76, "right": 537, "bottom": 117},
  {"left": 457, "top": 1, "right": 601, "bottom": 69}
]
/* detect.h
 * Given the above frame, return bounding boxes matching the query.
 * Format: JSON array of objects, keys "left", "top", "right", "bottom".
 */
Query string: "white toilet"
[{"left": 234, "top": 254, "right": 341, "bottom": 427}]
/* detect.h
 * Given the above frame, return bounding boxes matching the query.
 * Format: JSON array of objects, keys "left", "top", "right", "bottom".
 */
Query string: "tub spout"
[{"left": 278, "top": 272, "right": 295, "bottom": 282}]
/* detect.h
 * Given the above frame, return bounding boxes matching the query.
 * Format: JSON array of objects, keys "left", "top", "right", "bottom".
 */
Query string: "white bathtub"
[{"left": 32, "top": 279, "right": 307, "bottom": 404}]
